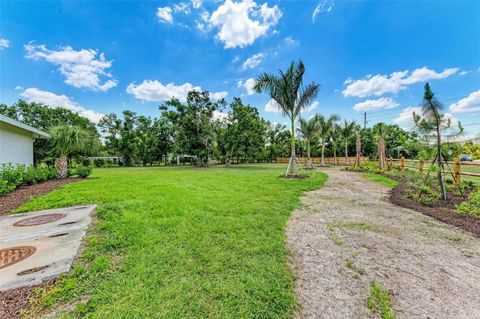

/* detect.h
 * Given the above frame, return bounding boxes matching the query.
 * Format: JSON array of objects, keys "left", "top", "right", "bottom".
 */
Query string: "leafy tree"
[
  {"left": 316, "top": 114, "right": 340, "bottom": 166},
  {"left": 265, "top": 123, "right": 290, "bottom": 162},
  {"left": 160, "top": 91, "right": 222, "bottom": 166},
  {"left": 50, "top": 125, "right": 91, "bottom": 178},
  {"left": 329, "top": 123, "right": 342, "bottom": 165},
  {"left": 413, "top": 83, "right": 463, "bottom": 200},
  {"left": 340, "top": 120, "right": 357, "bottom": 165},
  {"left": 297, "top": 117, "right": 319, "bottom": 169},
  {"left": 254, "top": 60, "right": 320, "bottom": 176}
]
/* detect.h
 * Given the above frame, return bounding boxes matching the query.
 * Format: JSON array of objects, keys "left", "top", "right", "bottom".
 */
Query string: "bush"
[
  {"left": 0, "top": 163, "right": 58, "bottom": 196},
  {"left": 76, "top": 166, "right": 93, "bottom": 178},
  {"left": 456, "top": 189, "right": 480, "bottom": 219}
]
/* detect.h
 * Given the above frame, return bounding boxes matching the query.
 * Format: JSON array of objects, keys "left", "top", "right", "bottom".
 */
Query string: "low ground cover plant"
[{"left": 456, "top": 189, "right": 480, "bottom": 219}]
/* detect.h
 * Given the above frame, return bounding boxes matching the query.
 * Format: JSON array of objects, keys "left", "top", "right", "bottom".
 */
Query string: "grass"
[
  {"left": 17, "top": 164, "right": 327, "bottom": 318},
  {"left": 345, "top": 258, "right": 365, "bottom": 276},
  {"left": 362, "top": 172, "right": 398, "bottom": 188},
  {"left": 331, "top": 235, "right": 344, "bottom": 246},
  {"left": 367, "top": 281, "right": 396, "bottom": 319}
]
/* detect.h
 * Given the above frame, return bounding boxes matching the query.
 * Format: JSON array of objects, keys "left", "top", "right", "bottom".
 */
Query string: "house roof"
[{"left": 0, "top": 114, "right": 51, "bottom": 138}]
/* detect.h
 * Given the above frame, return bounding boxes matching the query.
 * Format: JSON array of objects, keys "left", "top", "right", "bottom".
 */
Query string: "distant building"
[{"left": 0, "top": 114, "right": 50, "bottom": 166}]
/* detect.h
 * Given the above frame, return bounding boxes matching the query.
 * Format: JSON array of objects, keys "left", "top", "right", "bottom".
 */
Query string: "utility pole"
[{"left": 363, "top": 112, "right": 367, "bottom": 130}]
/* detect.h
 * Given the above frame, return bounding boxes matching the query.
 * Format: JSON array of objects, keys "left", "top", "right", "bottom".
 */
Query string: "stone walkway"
[{"left": 287, "top": 168, "right": 480, "bottom": 319}]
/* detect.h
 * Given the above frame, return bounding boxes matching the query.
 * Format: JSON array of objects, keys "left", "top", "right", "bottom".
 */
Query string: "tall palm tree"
[
  {"left": 340, "top": 120, "right": 357, "bottom": 165},
  {"left": 297, "top": 117, "right": 320, "bottom": 169},
  {"left": 413, "top": 83, "right": 463, "bottom": 200},
  {"left": 50, "top": 125, "right": 90, "bottom": 178},
  {"left": 255, "top": 61, "right": 320, "bottom": 176},
  {"left": 317, "top": 114, "right": 340, "bottom": 166}
]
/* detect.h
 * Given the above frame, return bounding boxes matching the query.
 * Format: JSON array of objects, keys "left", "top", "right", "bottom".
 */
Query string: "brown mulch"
[
  {"left": 0, "top": 279, "right": 56, "bottom": 319},
  {"left": 390, "top": 181, "right": 480, "bottom": 237},
  {"left": 0, "top": 178, "right": 84, "bottom": 216}
]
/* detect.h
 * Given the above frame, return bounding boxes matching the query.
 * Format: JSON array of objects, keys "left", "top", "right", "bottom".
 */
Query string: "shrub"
[
  {"left": 0, "top": 164, "right": 58, "bottom": 196},
  {"left": 456, "top": 189, "right": 480, "bottom": 219},
  {"left": 76, "top": 166, "right": 93, "bottom": 178}
]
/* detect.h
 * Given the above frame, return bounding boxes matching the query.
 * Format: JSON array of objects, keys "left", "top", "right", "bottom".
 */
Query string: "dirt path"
[{"left": 287, "top": 168, "right": 480, "bottom": 319}]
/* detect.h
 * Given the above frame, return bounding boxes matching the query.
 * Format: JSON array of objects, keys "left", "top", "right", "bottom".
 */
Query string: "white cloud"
[
  {"left": 265, "top": 99, "right": 282, "bottom": 113},
  {"left": 192, "top": 0, "right": 202, "bottom": 9},
  {"left": 283, "top": 36, "right": 299, "bottom": 47},
  {"left": 25, "top": 44, "right": 118, "bottom": 92},
  {"left": 0, "top": 38, "right": 10, "bottom": 49},
  {"left": 20, "top": 88, "right": 104, "bottom": 123},
  {"left": 126, "top": 80, "right": 227, "bottom": 103},
  {"left": 210, "top": 91, "right": 229, "bottom": 101},
  {"left": 353, "top": 97, "right": 399, "bottom": 111},
  {"left": 242, "top": 53, "right": 264, "bottom": 70},
  {"left": 343, "top": 67, "right": 459, "bottom": 98},
  {"left": 237, "top": 78, "right": 256, "bottom": 95},
  {"left": 459, "top": 70, "right": 469, "bottom": 76},
  {"left": 449, "top": 89, "right": 480, "bottom": 113},
  {"left": 173, "top": 2, "right": 190, "bottom": 14},
  {"left": 394, "top": 106, "right": 422, "bottom": 124},
  {"left": 213, "top": 110, "right": 229, "bottom": 122},
  {"left": 209, "top": 0, "right": 282, "bottom": 48},
  {"left": 304, "top": 101, "right": 320, "bottom": 113},
  {"left": 312, "top": 0, "right": 334, "bottom": 22},
  {"left": 157, "top": 7, "right": 173, "bottom": 23}
]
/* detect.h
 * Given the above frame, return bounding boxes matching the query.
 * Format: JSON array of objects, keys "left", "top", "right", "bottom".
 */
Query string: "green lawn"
[
  {"left": 18, "top": 164, "right": 327, "bottom": 318},
  {"left": 362, "top": 172, "right": 398, "bottom": 188}
]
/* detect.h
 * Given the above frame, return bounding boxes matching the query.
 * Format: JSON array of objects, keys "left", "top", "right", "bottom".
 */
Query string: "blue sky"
[{"left": 1, "top": 0, "right": 479, "bottom": 135}]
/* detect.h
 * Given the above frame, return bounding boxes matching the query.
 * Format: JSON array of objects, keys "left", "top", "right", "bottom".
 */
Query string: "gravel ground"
[{"left": 287, "top": 168, "right": 480, "bottom": 319}]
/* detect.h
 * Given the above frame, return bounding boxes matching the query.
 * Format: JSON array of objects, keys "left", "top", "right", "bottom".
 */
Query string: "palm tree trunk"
[
  {"left": 321, "top": 142, "right": 326, "bottom": 166},
  {"left": 355, "top": 134, "right": 361, "bottom": 167},
  {"left": 378, "top": 135, "right": 385, "bottom": 171},
  {"left": 306, "top": 142, "right": 313, "bottom": 169},
  {"left": 333, "top": 146, "right": 337, "bottom": 166},
  {"left": 56, "top": 154, "right": 68, "bottom": 179},
  {"left": 287, "top": 117, "right": 297, "bottom": 176},
  {"left": 344, "top": 141, "right": 349, "bottom": 165}
]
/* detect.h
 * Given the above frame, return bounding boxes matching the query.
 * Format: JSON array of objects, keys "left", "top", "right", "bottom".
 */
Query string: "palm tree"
[
  {"left": 317, "top": 114, "right": 340, "bottom": 166},
  {"left": 413, "top": 83, "right": 463, "bottom": 200},
  {"left": 50, "top": 125, "right": 90, "bottom": 178},
  {"left": 255, "top": 61, "right": 320, "bottom": 176},
  {"left": 340, "top": 120, "right": 357, "bottom": 165},
  {"left": 297, "top": 117, "right": 319, "bottom": 169}
]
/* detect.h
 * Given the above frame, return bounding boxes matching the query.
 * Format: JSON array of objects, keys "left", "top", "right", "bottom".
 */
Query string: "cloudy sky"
[{"left": 0, "top": 0, "right": 479, "bottom": 135}]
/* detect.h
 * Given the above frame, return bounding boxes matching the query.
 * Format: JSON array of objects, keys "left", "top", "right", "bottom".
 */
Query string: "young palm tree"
[
  {"left": 354, "top": 131, "right": 362, "bottom": 167},
  {"left": 317, "top": 114, "right": 340, "bottom": 166},
  {"left": 340, "top": 120, "right": 357, "bottom": 165},
  {"left": 255, "top": 60, "right": 320, "bottom": 176},
  {"left": 297, "top": 117, "right": 319, "bottom": 169},
  {"left": 413, "top": 83, "right": 463, "bottom": 200},
  {"left": 50, "top": 125, "right": 90, "bottom": 178}
]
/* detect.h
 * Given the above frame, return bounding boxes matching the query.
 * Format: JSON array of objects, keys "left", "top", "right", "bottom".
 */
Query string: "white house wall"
[{"left": 0, "top": 122, "right": 34, "bottom": 166}]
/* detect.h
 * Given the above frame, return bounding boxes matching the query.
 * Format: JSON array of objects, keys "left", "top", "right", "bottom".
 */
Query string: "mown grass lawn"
[
  {"left": 362, "top": 172, "right": 398, "bottom": 188},
  {"left": 19, "top": 164, "right": 327, "bottom": 318}
]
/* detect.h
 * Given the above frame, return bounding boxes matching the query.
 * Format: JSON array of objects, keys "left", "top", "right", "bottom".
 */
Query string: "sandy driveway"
[{"left": 287, "top": 168, "right": 480, "bottom": 319}]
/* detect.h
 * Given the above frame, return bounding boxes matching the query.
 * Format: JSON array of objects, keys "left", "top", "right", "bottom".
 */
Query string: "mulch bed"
[
  {"left": 0, "top": 178, "right": 84, "bottom": 216},
  {"left": 390, "top": 180, "right": 480, "bottom": 237},
  {"left": 0, "top": 280, "right": 56, "bottom": 319}
]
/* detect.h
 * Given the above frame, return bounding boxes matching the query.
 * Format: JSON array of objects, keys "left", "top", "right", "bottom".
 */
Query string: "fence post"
[
  {"left": 389, "top": 157, "right": 393, "bottom": 170},
  {"left": 400, "top": 156, "right": 405, "bottom": 174},
  {"left": 419, "top": 160, "right": 424, "bottom": 175},
  {"left": 454, "top": 160, "right": 461, "bottom": 186}
]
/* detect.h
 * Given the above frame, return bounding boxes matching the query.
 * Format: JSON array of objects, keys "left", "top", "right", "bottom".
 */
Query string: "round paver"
[
  {"left": 0, "top": 246, "right": 36, "bottom": 269},
  {"left": 13, "top": 213, "right": 66, "bottom": 227}
]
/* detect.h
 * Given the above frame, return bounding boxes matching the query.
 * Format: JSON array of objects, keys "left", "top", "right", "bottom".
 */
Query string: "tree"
[
  {"left": 413, "top": 83, "right": 463, "bottom": 200},
  {"left": 297, "top": 117, "right": 319, "bottom": 169},
  {"left": 373, "top": 123, "right": 388, "bottom": 171},
  {"left": 340, "top": 120, "right": 357, "bottom": 165},
  {"left": 254, "top": 60, "right": 320, "bottom": 176},
  {"left": 316, "top": 114, "right": 340, "bottom": 166},
  {"left": 160, "top": 91, "right": 222, "bottom": 167},
  {"left": 265, "top": 123, "right": 290, "bottom": 162},
  {"left": 50, "top": 125, "right": 91, "bottom": 178},
  {"left": 330, "top": 123, "right": 342, "bottom": 165}
]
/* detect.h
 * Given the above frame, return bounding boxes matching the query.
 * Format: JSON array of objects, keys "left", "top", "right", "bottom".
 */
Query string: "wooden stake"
[
  {"left": 400, "top": 156, "right": 405, "bottom": 174},
  {"left": 454, "top": 160, "right": 461, "bottom": 186},
  {"left": 419, "top": 160, "right": 424, "bottom": 175}
]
